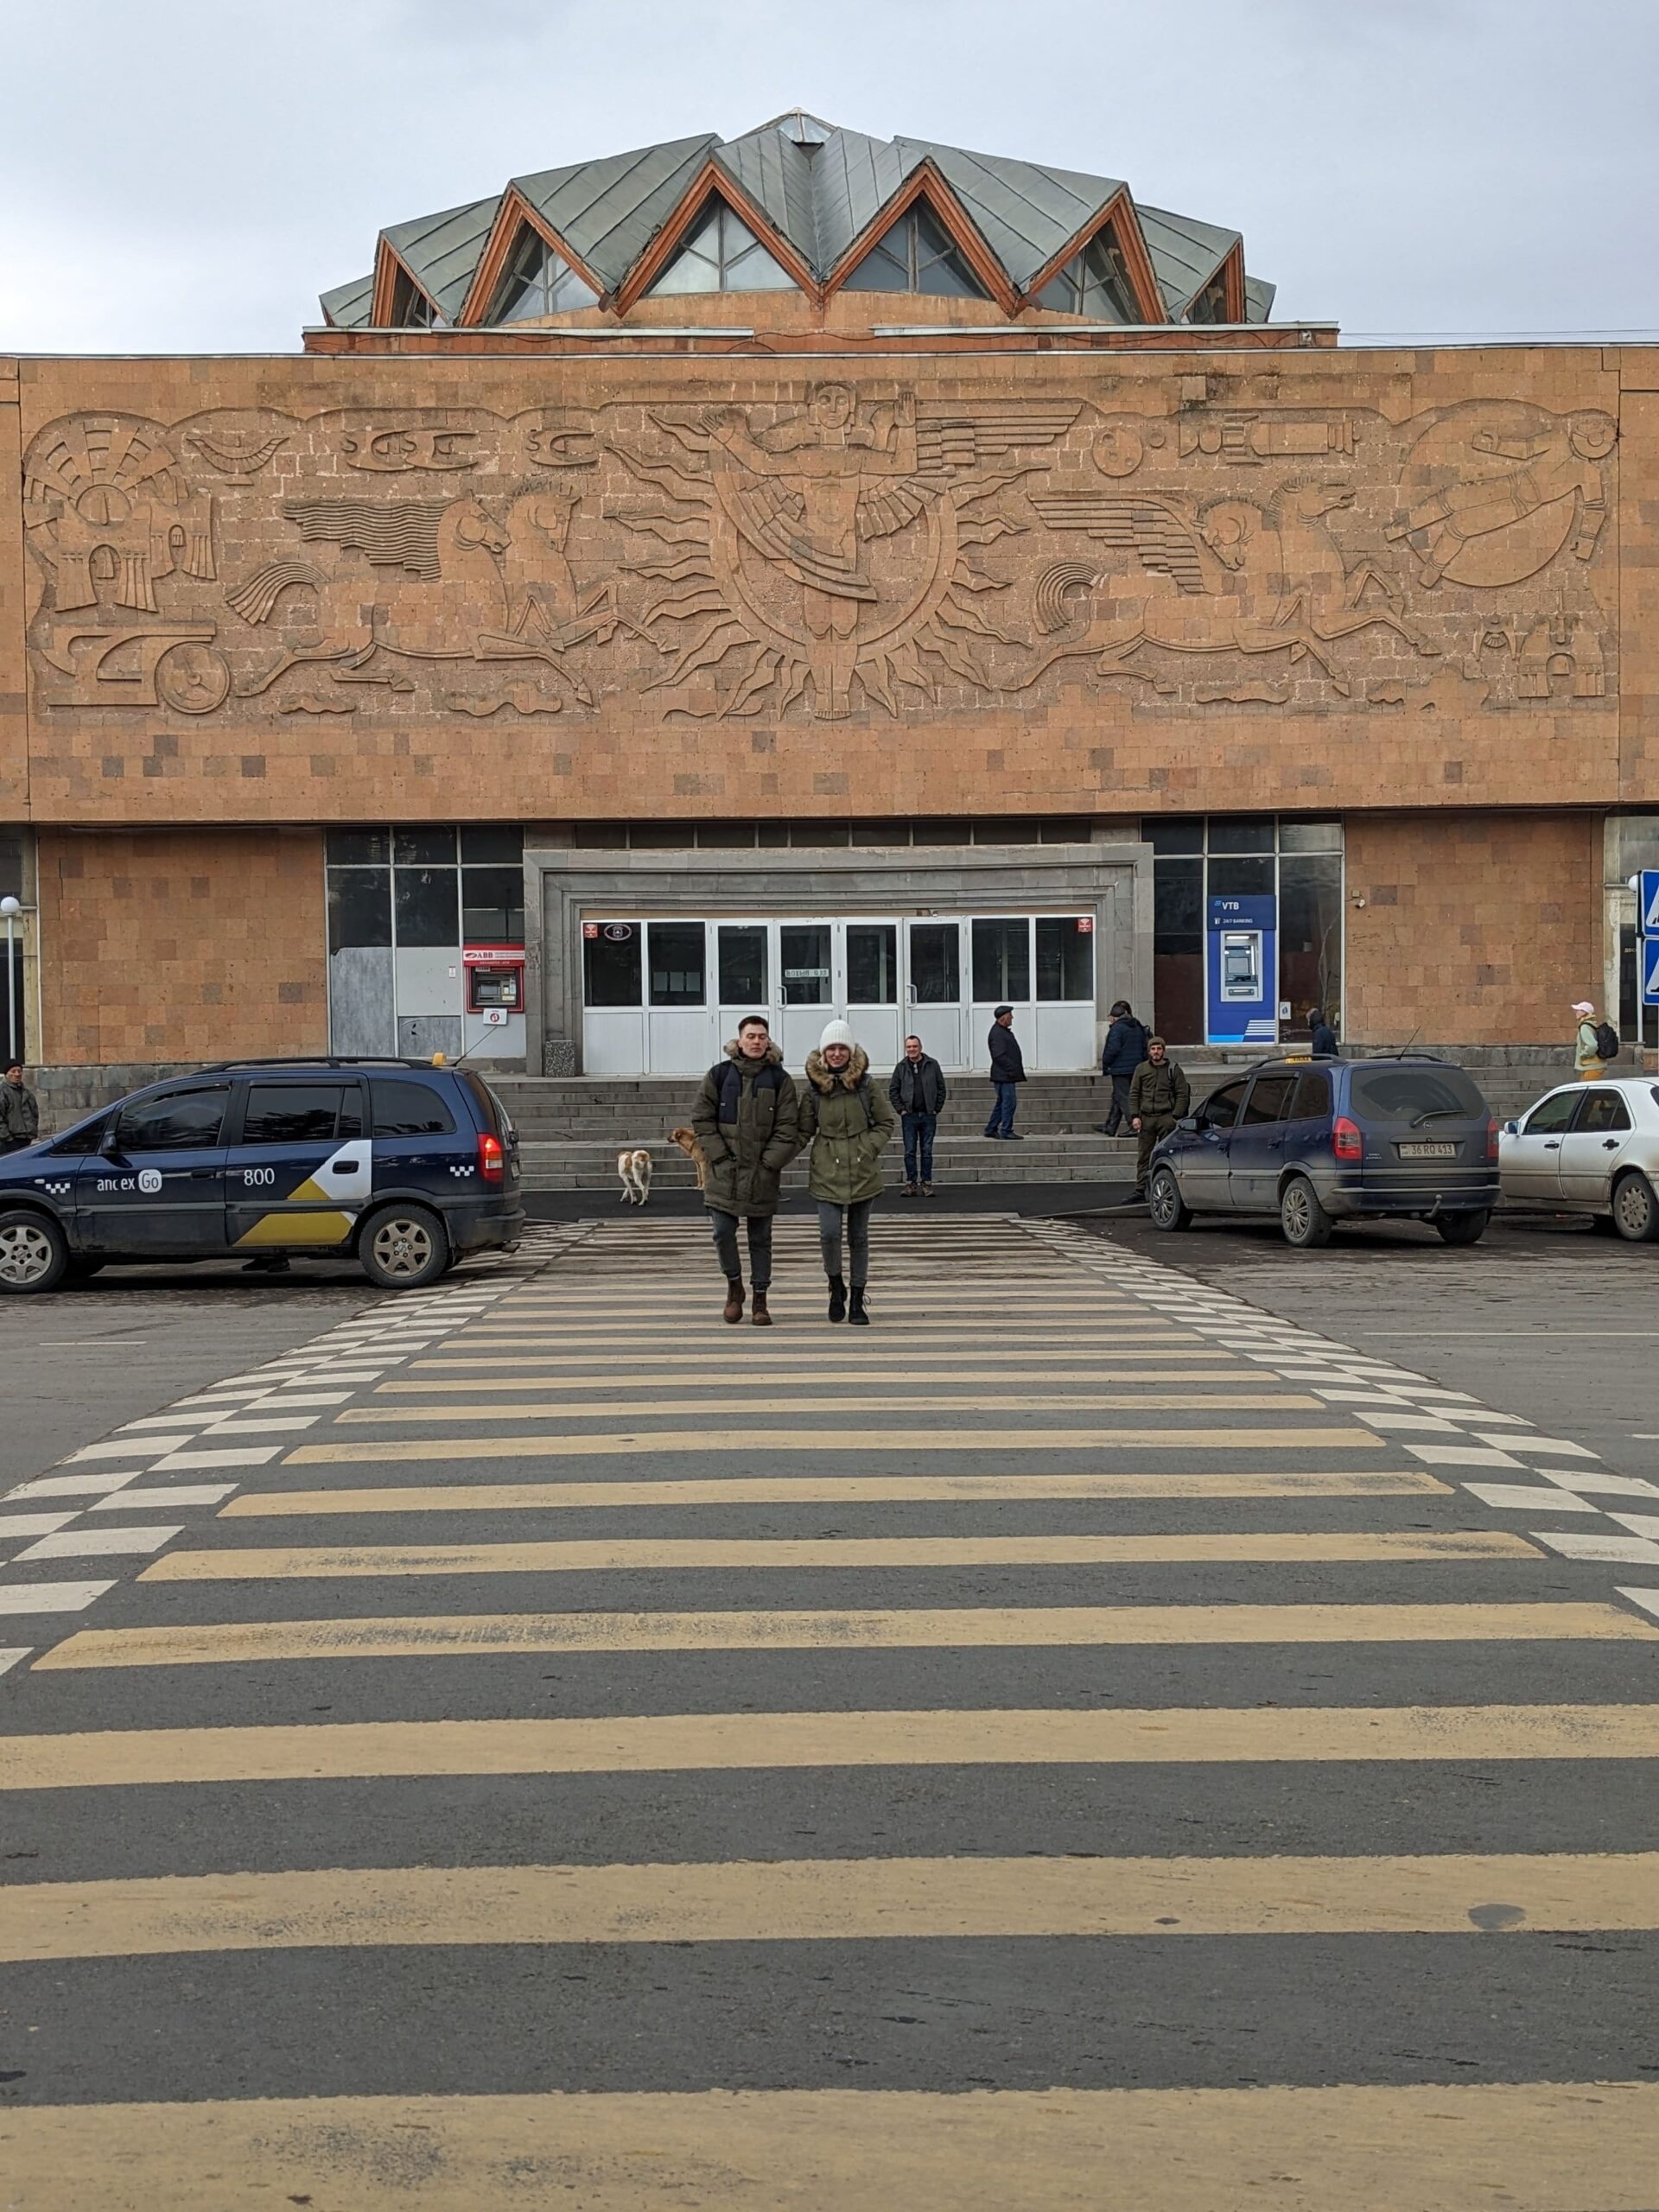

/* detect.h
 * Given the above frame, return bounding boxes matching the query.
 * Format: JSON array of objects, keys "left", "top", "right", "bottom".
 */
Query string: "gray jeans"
[
  {"left": 817, "top": 1198, "right": 874, "bottom": 1288},
  {"left": 709, "top": 1210, "right": 772, "bottom": 1291}
]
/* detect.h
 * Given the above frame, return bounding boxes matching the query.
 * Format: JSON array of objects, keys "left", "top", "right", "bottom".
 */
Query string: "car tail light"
[
  {"left": 477, "top": 1130, "right": 505, "bottom": 1183},
  {"left": 1332, "top": 1116, "right": 1363, "bottom": 1162},
  {"left": 1485, "top": 1116, "right": 1499, "bottom": 1162}
]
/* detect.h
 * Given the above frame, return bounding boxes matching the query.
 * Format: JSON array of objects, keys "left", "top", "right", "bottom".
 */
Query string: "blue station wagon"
[
  {"left": 0, "top": 1058, "right": 524, "bottom": 1294},
  {"left": 1147, "top": 1054, "right": 1499, "bottom": 1248}
]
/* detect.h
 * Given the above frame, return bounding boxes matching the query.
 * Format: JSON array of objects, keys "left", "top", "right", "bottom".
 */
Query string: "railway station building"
[{"left": 3, "top": 111, "right": 1656, "bottom": 1088}]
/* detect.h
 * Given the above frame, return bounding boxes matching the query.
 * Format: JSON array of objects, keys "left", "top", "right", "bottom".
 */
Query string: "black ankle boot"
[
  {"left": 827, "top": 1274, "right": 847, "bottom": 1323},
  {"left": 849, "top": 1285, "right": 870, "bottom": 1327}
]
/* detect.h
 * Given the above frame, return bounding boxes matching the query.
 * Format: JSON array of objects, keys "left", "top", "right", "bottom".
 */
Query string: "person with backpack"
[
  {"left": 798, "top": 1019, "right": 896, "bottom": 1325},
  {"left": 690, "top": 1014, "right": 800, "bottom": 1327},
  {"left": 1573, "top": 1000, "right": 1619, "bottom": 1079},
  {"left": 1095, "top": 1000, "right": 1148, "bottom": 1135}
]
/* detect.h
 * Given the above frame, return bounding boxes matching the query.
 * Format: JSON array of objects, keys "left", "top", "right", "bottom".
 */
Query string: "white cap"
[
  {"left": 1572, "top": 1001, "right": 1595, "bottom": 1014},
  {"left": 819, "top": 1019, "right": 857, "bottom": 1052}
]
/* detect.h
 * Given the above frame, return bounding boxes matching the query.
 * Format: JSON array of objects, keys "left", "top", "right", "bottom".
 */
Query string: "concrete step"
[{"left": 519, "top": 1135, "right": 1138, "bottom": 1192}]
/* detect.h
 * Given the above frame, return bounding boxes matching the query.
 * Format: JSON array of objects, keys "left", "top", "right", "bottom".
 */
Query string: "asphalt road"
[{"left": 1, "top": 1207, "right": 1657, "bottom": 2207}]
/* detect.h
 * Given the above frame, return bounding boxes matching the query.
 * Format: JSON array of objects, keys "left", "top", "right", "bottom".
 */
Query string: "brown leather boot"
[
  {"left": 723, "top": 1278, "right": 745, "bottom": 1324},
  {"left": 751, "top": 1291, "right": 773, "bottom": 1327}
]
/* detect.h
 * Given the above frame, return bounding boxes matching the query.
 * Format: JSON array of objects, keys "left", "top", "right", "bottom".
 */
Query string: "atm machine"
[
  {"left": 462, "top": 944, "right": 527, "bottom": 1060},
  {"left": 1205, "top": 895, "right": 1277, "bottom": 1046}
]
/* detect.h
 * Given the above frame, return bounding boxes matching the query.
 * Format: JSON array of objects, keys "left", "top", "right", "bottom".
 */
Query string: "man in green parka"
[
  {"left": 798, "top": 1018, "right": 897, "bottom": 1326},
  {"left": 690, "top": 1014, "right": 800, "bottom": 1326}
]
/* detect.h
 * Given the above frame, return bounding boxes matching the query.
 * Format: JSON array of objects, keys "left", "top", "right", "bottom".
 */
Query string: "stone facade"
[{"left": 4, "top": 332, "right": 1658, "bottom": 1064}]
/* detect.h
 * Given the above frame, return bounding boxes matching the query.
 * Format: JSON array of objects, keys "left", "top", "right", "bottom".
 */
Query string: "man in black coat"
[
  {"left": 1309, "top": 1007, "right": 1341, "bottom": 1058},
  {"left": 984, "top": 1005, "right": 1026, "bottom": 1140},
  {"left": 890, "top": 1033, "right": 948, "bottom": 1194},
  {"left": 1095, "top": 1000, "right": 1149, "bottom": 1135}
]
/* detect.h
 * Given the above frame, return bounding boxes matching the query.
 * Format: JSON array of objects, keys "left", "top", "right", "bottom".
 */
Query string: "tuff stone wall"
[
  {"left": 35, "top": 825, "right": 327, "bottom": 1064},
  {"left": 0, "top": 345, "right": 1637, "bottom": 828},
  {"left": 1344, "top": 811, "right": 1600, "bottom": 1048}
]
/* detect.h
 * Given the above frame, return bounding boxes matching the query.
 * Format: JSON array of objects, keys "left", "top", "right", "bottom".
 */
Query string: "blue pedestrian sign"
[
  {"left": 1644, "top": 937, "right": 1659, "bottom": 1008},
  {"left": 1642, "top": 871, "right": 1659, "bottom": 938}
]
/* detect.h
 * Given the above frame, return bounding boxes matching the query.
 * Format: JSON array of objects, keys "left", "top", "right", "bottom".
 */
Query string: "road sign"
[
  {"left": 1644, "top": 938, "right": 1659, "bottom": 1007},
  {"left": 1642, "top": 871, "right": 1659, "bottom": 936}
]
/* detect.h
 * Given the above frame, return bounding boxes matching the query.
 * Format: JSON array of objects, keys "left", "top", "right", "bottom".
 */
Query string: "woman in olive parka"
[
  {"left": 797, "top": 1019, "right": 897, "bottom": 1326},
  {"left": 690, "top": 1014, "right": 800, "bottom": 1327}
]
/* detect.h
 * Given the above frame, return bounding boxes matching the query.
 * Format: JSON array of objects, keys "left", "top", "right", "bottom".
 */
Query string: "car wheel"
[
  {"left": 1147, "top": 1166, "right": 1192, "bottom": 1231},
  {"left": 359, "top": 1204, "right": 450, "bottom": 1290},
  {"left": 1611, "top": 1171, "right": 1659, "bottom": 1243},
  {"left": 1434, "top": 1209, "right": 1489, "bottom": 1246},
  {"left": 1280, "top": 1176, "right": 1332, "bottom": 1249},
  {"left": 0, "top": 1209, "right": 71, "bottom": 1294}
]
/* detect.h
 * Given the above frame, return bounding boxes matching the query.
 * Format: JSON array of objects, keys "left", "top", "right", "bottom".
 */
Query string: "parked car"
[
  {"left": 1498, "top": 1077, "right": 1659, "bottom": 1241},
  {"left": 1147, "top": 1054, "right": 1499, "bottom": 1249},
  {"left": 0, "top": 1058, "right": 523, "bottom": 1294}
]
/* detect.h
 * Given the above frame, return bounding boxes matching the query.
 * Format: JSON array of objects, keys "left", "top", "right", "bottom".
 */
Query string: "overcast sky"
[{"left": 2, "top": 0, "right": 1655, "bottom": 352}]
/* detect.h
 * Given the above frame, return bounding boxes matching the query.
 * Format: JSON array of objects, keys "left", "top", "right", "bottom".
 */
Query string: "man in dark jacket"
[
  {"left": 889, "top": 1033, "right": 947, "bottom": 1195},
  {"left": 1128, "top": 1036, "right": 1192, "bottom": 1198},
  {"left": 1095, "top": 1000, "right": 1149, "bottom": 1135},
  {"left": 1, "top": 1061, "right": 39, "bottom": 1153},
  {"left": 983, "top": 1006, "right": 1026, "bottom": 1139},
  {"left": 1309, "top": 1007, "right": 1340, "bottom": 1058},
  {"left": 690, "top": 1014, "right": 800, "bottom": 1326}
]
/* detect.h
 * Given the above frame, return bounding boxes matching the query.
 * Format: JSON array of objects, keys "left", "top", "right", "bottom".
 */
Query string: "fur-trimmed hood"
[
  {"left": 804, "top": 1043, "right": 870, "bottom": 1094},
  {"left": 723, "top": 1038, "right": 784, "bottom": 1067}
]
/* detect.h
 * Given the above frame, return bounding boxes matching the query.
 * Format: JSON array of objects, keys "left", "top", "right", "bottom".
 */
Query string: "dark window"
[
  {"left": 780, "top": 924, "right": 832, "bottom": 1006},
  {"left": 0, "top": 830, "right": 24, "bottom": 899},
  {"left": 1577, "top": 1089, "right": 1632, "bottom": 1134},
  {"left": 461, "top": 867, "right": 524, "bottom": 945},
  {"left": 1037, "top": 232, "right": 1136, "bottom": 321},
  {"left": 462, "top": 1072, "right": 511, "bottom": 1137},
  {"left": 582, "top": 924, "right": 642, "bottom": 1008},
  {"left": 241, "top": 1084, "right": 355, "bottom": 1147},
  {"left": 1522, "top": 1090, "right": 1581, "bottom": 1137},
  {"left": 327, "top": 828, "right": 389, "bottom": 867},
  {"left": 1144, "top": 820, "right": 1204, "bottom": 855},
  {"left": 1208, "top": 855, "right": 1275, "bottom": 899},
  {"left": 370, "top": 1078, "right": 456, "bottom": 1137},
  {"left": 327, "top": 868, "right": 391, "bottom": 951},
  {"left": 648, "top": 920, "right": 706, "bottom": 1007},
  {"left": 114, "top": 1086, "right": 229, "bottom": 1152},
  {"left": 394, "top": 866, "right": 459, "bottom": 948},
  {"left": 1240, "top": 1074, "right": 1296, "bottom": 1124},
  {"left": 1198, "top": 1079, "right": 1248, "bottom": 1128},
  {"left": 487, "top": 228, "right": 598, "bottom": 321},
  {"left": 1279, "top": 854, "right": 1344, "bottom": 1039},
  {"left": 972, "top": 918, "right": 1030, "bottom": 1002},
  {"left": 1036, "top": 917, "right": 1094, "bottom": 1001},
  {"left": 1351, "top": 1066, "right": 1489, "bottom": 1124},
  {"left": 459, "top": 826, "right": 524, "bottom": 865},
  {"left": 845, "top": 205, "right": 990, "bottom": 298},
  {"left": 1207, "top": 817, "right": 1275, "bottom": 854},
  {"left": 717, "top": 925, "right": 767, "bottom": 1005},
  {"left": 909, "top": 922, "right": 960, "bottom": 1005},
  {"left": 1279, "top": 821, "right": 1344, "bottom": 854},
  {"left": 392, "top": 828, "right": 455, "bottom": 868},
  {"left": 648, "top": 197, "right": 795, "bottom": 294},
  {"left": 1290, "top": 1068, "right": 1333, "bottom": 1119},
  {"left": 848, "top": 924, "right": 898, "bottom": 1005},
  {"left": 1152, "top": 855, "right": 1204, "bottom": 1043},
  {"left": 390, "top": 266, "right": 442, "bottom": 328}
]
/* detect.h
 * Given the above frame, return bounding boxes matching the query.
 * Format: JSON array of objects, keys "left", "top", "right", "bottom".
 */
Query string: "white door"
[
  {"left": 779, "top": 921, "right": 835, "bottom": 1067},
  {"left": 1558, "top": 1085, "right": 1634, "bottom": 1203},
  {"left": 845, "top": 920, "right": 902, "bottom": 1072},
  {"left": 644, "top": 918, "right": 716, "bottom": 1075},
  {"left": 1503, "top": 1086, "right": 1579, "bottom": 1201},
  {"left": 906, "top": 920, "right": 965, "bottom": 1068}
]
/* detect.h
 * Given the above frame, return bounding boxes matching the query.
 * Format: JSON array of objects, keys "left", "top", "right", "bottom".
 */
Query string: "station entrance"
[{"left": 579, "top": 912, "right": 1099, "bottom": 1076}]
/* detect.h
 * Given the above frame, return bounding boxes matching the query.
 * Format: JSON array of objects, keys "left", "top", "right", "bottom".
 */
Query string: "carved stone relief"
[{"left": 19, "top": 388, "right": 1618, "bottom": 728}]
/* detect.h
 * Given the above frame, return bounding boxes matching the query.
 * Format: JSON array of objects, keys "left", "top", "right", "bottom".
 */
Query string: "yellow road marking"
[
  {"left": 377, "top": 1368, "right": 1252, "bottom": 1392},
  {"left": 219, "top": 1470, "right": 1449, "bottom": 1516},
  {"left": 409, "top": 1344, "right": 1210, "bottom": 1367},
  {"left": 287, "top": 1425, "right": 1381, "bottom": 1464},
  {"left": 9, "top": 1849, "right": 1658, "bottom": 1962},
  {"left": 5, "top": 2082, "right": 1658, "bottom": 2212},
  {"left": 140, "top": 1529, "right": 1535, "bottom": 1584},
  {"left": 334, "top": 1392, "right": 1320, "bottom": 1421},
  {"left": 8, "top": 1696, "right": 1659, "bottom": 1784}
]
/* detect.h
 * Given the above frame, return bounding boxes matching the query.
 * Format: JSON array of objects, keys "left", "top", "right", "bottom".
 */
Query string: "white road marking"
[
  {"left": 1532, "top": 1531, "right": 1659, "bottom": 1565},
  {"left": 7, "top": 1472, "right": 143, "bottom": 1498},
  {"left": 0, "top": 1513, "right": 82, "bottom": 1537},
  {"left": 151, "top": 1447, "right": 283, "bottom": 1471},
  {"left": 1461, "top": 1484, "right": 1600, "bottom": 1514},
  {"left": 0, "top": 1648, "right": 30, "bottom": 1675},
  {"left": 1407, "top": 1445, "right": 1523, "bottom": 1469},
  {"left": 64, "top": 1438, "right": 194, "bottom": 1462},
  {"left": 90, "top": 1486, "right": 238, "bottom": 1510},
  {"left": 16, "top": 1526, "right": 183, "bottom": 1560},
  {"left": 0, "top": 1581, "right": 116, "bottom": 1613}
]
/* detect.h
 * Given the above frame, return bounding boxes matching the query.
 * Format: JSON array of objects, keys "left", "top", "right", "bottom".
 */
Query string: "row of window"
[
  {"left": 325, "top": 827, "right": 526, "bottom": 955},
  {"left": 396, "top": 198, "right": 1184, "bottom": 327},
  {"left": 94, "top": 1077, "right": 459, "bottom": 1156}
]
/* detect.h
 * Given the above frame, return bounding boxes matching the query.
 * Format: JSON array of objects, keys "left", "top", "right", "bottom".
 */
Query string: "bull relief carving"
[{"left": 19, "top": 391, "right": 1618, "bottom": 728}]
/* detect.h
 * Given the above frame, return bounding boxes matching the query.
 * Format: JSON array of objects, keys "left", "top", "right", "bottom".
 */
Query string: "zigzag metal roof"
[{"left": 319, "top": 114, "right": 1273, "bottom": 327}]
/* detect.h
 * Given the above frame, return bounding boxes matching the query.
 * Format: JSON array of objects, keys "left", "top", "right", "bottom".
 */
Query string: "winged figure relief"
[{"left": 1026, "top": 482, "right": 1432, "bottom": 696}]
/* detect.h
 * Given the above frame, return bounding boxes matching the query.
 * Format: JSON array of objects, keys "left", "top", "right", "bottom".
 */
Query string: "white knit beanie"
[{"left": 819, "top": 1019, "right": 857, "bottom": 1052}]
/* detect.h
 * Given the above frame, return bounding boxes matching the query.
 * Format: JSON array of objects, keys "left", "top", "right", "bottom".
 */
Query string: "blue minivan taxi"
[
  {"left": 0, "top": 1058, "right": 524, "bottom": 1294},
  {"left": 1147, "top": 1054, "right": 1499, "bottom": 1248}
]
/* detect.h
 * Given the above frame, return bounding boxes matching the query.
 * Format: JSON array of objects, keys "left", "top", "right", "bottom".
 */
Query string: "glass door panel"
[
  {"left": 846, "top": 921, "right": 901, "bottom": 1070},
  {"left": 970, "top": 917, "right": 1033, "bottom": 1071},
  {"left": 716, "top": 923, "right": 771, "bottom": 1049},
  {"left": 645, "top": 919, "right": 715, "bottom": 1074},
  {"left": 906, "top": 920, "right": 964, "bottom": 1068},
  {"left": 780, "top": 922, "right": 833, "bottom": 1066},
  {"left": 1034, "top": 915, "right": 1097, "bottom": 1069}
]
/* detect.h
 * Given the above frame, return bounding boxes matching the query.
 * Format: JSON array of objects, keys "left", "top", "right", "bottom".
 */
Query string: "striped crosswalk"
[{"left": 2, "top": 1207, "right": 1656, "bottom": 2206}]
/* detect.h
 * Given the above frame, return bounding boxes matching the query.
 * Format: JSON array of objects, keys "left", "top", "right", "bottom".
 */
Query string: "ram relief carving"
[{"left": 21, "top": 389, "right": 1617, "bottom": 727}]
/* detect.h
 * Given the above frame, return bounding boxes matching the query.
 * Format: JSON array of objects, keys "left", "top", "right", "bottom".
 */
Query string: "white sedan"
[{"left": 1499, "top": 1077, "right": 1659, "bottom": 1239}]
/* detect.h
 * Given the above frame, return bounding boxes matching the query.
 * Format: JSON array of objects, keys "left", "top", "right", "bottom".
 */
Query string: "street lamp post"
[{"left": 0, "top": 896, "right": 20, "bottom": 1065}]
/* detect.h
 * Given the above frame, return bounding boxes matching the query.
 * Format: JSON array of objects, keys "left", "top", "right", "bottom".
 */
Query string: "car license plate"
[{"left": 1399, "top": 1141, "right": 1458, "bottom": 1159}]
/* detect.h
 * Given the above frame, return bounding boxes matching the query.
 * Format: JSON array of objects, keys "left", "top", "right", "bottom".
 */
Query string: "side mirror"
[
  {"left": 1502, "top": 1120, "right": 1518, "bottom": 1137},
  {"left": 99, "top": 1121, "right": 123, "bottom": 1158},
  {"left": 1177, "top": 1115, "right": 1199, "bottom": 1133}
]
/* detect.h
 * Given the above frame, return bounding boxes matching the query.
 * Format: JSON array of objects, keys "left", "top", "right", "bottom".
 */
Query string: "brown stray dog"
[{"left": 671, "top": 1126, "right": 709, "bottom": 1192}]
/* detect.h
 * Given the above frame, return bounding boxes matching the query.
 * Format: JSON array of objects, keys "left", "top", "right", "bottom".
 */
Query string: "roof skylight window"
[
  {"left": 1186, "top": 271, "right": 1230, "bottom": 323},
  {"left": 487, "top": 229, "right": 599, "bottom": 321},
  {"left": 646, "top": 198, "right": 796, "bottom": 294},
  {"left": 390, "top": 266, "right": 445, "bottom": 328},
  {"left": 1036, "top": 232, "right": 1137, "bottom": 321},
  {"left": 844, "top": 203, "right": 988, "bottom": 298}
]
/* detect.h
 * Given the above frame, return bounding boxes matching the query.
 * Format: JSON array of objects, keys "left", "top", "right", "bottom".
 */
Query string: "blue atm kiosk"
[{"left": 1206, "top": 893, "right": 1277, "bottom": 1045}]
